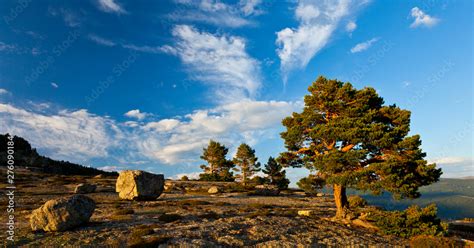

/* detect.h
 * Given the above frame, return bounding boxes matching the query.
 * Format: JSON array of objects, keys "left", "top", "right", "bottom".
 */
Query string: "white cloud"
[
  {"left": 88, "top": 34, "right": 116, "bottom": 47},
  {"left": 346, "top": 20, "right": 357, "bottom": 33},
  {"left": 0, "top": 103, "right": 121, "bottom": 162},
  {"left": 431, "top": 157, "right": 469, "bottom": 165},
  {"left": 49, "top": 7, "right": 82, "bottom": 27},
  {"left": 135, "top": 99, "right": 300, "bottom": 164},
  {"left": 240, "top": 0, "right": 263, "bottom": 16},
  {"left": 430, "top": 157, "right": 474, "bottom": 178},
  {"left": 51, "top": 82, "right": 59, "bottom": 88},
  {"left": 172, "top": 172, "right": 201, "bottom": 180},
  {"left": 276, "top": 0, "right": 363, "bottom": 79},
  {"left": 350, "top": 37, "right": 379, "bottom": 53},
  {"left": 121, "top": 44, "right": 167, "bottom": 53},
  {"left": 295, "top": 3, "right": 321, "bottom": 23},
  {"left": 124, "top": 109, "right": 148, "bottom": 120},
  {"left": 97, "top": 165, "right": 123, "bottom": 172},
  {"left": 0, "top": 88, "right": 9, "bottom": 95},
  {"left": 410, "top": 7, "right": 439, "bottom": 28},
  {"left": 163, "top": 25, "right": 261, "bottom": 102},
  {"left": 97, "top": 0, "right": 127, "bottom": 14},
  {"left": 0, "top": 99, "right": 300, "bottom": 167},
  {"left": 170, "top": 0, "right": 259, "bottom": 28}
]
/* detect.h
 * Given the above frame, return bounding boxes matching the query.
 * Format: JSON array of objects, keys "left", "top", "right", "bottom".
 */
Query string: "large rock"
[
  {"left": 74, "top": 183, "right": 97, "bottom": 194},
  {"left": 115, "top": 170, "right": 164, "bottom": 200},
  {"left": 208, "top": 186, "right": 220, "bottom": 194},
  {"left": 254, "top": 184, "right": 280, "bottom": 196},
  {"left": 30, "top": 195, "right": 95, "bottom": 232}
]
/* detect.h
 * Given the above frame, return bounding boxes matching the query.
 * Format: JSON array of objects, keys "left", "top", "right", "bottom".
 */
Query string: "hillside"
[
  {"left": 0, "top": 134, "right": 116, "bottom": 176},
  {"left": 353, "top": 178, "right": 474, "bottom": 220}
]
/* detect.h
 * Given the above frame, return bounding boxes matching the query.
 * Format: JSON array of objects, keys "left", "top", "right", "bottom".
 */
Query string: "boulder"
[
  {"left": 297, "top": 210, "right": 313, "bottom": 217},
  {"left": 115, "top": 170, "right": 164, "bottom": 200},
  {"left": 74, "top": 183, "right": 97, "bottom": 194},
  {"left": 30, "top": 195, "right": 95, "bottom": 232},
  {"left": 208, "top": 186, "right": 220, "bottom": 194},
  {"left": 254, "top": 184, "right": 280, "bottom": 196}
]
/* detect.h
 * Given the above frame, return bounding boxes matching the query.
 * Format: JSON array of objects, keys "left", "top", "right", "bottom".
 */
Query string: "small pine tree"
[
  {"left": 262, "top": 157, "right": 290, "bottom": 189},
  {"left": 233, "top": 143, "right": 260, "bottom": 186},
  {"left": 199, "top": 140, "right": 234, "bottom": 181}
]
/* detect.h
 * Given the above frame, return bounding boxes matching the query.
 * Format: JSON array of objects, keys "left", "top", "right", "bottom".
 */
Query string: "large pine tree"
[
  {"left": 233, "top": 143, "right": 260, "bottom": 186},
  {"left": 279, "top": 76, "right": 442, "bottom": 218}
]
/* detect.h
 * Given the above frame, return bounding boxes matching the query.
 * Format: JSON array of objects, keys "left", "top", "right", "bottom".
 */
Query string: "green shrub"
[
  {"left": 409, "top": 235, "right": 465, "bottom": 248},
  {"left": 369, "top": 204, "right": 447, "bottom": 238},
  {"left": 158, "top": 213, "right": 182, "bottom": 223},
  {"left": 348, "top": 195, "right": 367, "bottom": 209},
  {"left": 296, "top": 175, "right": 325, "bottom": 196},
  {"left": 199, "top": 172, "right": 234, "bottom": 182},
  {"left": 180, "top": 175, "right": 189, "bottom": 181}
]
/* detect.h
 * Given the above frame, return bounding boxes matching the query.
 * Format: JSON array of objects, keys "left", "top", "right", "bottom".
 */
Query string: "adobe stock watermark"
[
  {"left": 85, "top": 51, "right": 139, "bottom": 105},
  {"left": 350, "top": 39, "right": 395, "bottom": 84},
  {"left": 3, "top": 0, "right": 31, "bottom": 26},
  {"left": 405, "top": 59, "right": 454, "bottom": 108},
  {"left": 5, "top": 134, "right": 16, "bottom": 243},
  {"left": 25, "top": 29, "right": 81, "bottom": 85}
]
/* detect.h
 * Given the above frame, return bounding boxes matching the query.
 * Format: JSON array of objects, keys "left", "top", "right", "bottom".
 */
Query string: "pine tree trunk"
[
  {"left": 242, "top": 169, "right": 247, "bottom": 186},
  {"left": 333, "top": 184, "right": 348, "bottom": 219}
]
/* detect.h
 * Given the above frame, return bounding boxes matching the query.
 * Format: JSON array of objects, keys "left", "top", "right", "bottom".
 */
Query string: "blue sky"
[{"left": 0, "top": 0, "right": 472, "bottom": 183}]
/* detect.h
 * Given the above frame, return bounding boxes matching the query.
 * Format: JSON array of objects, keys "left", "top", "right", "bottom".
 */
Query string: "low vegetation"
[{"left": 368, "top": 204, "right": 447, "bottom": 238}]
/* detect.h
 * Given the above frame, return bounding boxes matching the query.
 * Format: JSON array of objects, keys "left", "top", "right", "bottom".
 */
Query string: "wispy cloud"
[
  {"left": 350, "top": 37, "right": 379, "bottom": 53},
  {"left": 0, "top": 103, "right": 122, "bottom": 162},
  {"left": 276, "top": 0, "right": 367, "bottom": 80},
  {"left": 0, "top": 42, "right": 16, "bottom": 52},
  {"left": 162, "top": 25, "right": 261, "bottom": 102},
  {"left": 0, "top": 100, "right": 300, "bottom": 166},
  {"left": 410, "top": 7, "right": 439, "bottom": 28},
  {"left": 49, "top": 7, "right": 82, "bottom": 27},
  {"left": 97, "top": 0, "right": 127, "bottom": 14},
  {"left": 0, "top": 89, "right": 9, "bottom": 95},
  {"left": 88, "top": 34, "right": 116, "bottom": 47},
  {"left": 51, "top": 82, "right": 59, "bottom": 88},
  {"left": 170, "top": 0, "right": 263, "bottom": 28}
]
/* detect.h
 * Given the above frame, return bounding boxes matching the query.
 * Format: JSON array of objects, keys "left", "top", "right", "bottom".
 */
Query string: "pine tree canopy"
[
  {"left": 233, "top": 143, "right": 260, "bottom": 185},
  {"left": 200, "top": 140, "right": 233, "bottom": 175},
  {"left": 279, "top": 76, "right": 442, "bottom": 199}
]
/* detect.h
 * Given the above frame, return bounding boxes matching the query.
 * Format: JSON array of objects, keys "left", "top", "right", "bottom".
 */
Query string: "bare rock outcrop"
[
  {"left": 74, "top": 183, "right": 97, "bottom": 194},
  {"left": 115, "top": 170, "right": 164, "bottom": 200},
  {"left": 30, "top": 195, "right": 95, "bottom": 232}
]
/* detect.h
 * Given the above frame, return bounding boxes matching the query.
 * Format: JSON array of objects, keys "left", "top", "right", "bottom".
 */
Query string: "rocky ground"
[{"left": 0, "top": 169, "right": 411, "bottom": 247}]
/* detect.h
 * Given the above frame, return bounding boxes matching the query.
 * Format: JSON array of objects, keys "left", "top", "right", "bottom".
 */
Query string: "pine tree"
[
  {"left": 199, "top": 140, "right": 234, "bottom": 181},
  {"left": 233, "top": 143, "right": 260, "bottom": 186},
  {"left": 279, "top": 76, "right": 442, "bottom": 218},
  {"left": 262, "top": 157, "right": 290, "bottom": 189}
]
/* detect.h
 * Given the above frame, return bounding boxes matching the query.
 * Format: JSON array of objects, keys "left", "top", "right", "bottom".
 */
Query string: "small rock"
[
  {"left": 298, "top": 210, "right": 313, "bottom": 217},
  {"left": 208, "top": 186, "right": 220, "bottom": 194},
  {"left": 115, "top": 170, "right": 164, "bottom": 200},
  {"left": 254, "top": 184, "right": 280, "bottom": 196},
  {"left": 316, "top": 193, "right": 324, "bottom": 197},
  {"left": 74, "top": 183, "right": 97, "bottom": 194},
  {"left": 30, "top": 195, "right": 95, "bottom": 232}
]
